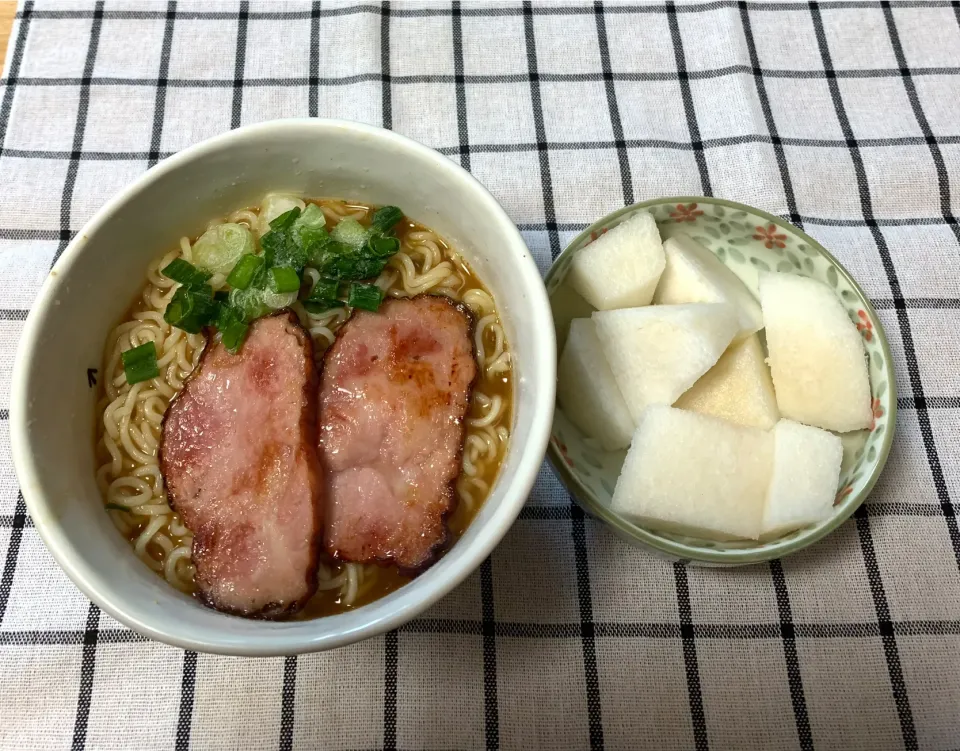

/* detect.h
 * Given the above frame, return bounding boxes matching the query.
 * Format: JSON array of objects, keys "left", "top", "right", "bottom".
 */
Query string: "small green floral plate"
[{"left": 545, "top": 197, "right": 896, "bottom": 566}]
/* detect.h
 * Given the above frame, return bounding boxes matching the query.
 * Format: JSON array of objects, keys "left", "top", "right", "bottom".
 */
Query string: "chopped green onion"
[
  {"left": 262, "top": 225, "right": 309, "bottom": 273},
  {"left": 191, "top": 223, "right": 254, "bottom": 275},
  {"left": 348, "top": 282, "right": 385, "bottom": 312},
  {"left": 228, "top": 286, "right": 272, "bottom": 323},
  {"left": 301, "top": 276, "right": 341, "bottom": 315},
  {"left": 370, "top": 206, "right": 404, "bottom": 234},
  {"left": 226, "top": 253, "right": 264, "bottom": 290},
  {"left": 258, "top": 196, "right": 305, "bottom": 236},
  {"left": 214, "top": 290, "right": 229, "bottom": 303},
  {"left": 303, "top": 299, "right": 344, "bottom": 315},
  {"left": 214, "top": 298, "right": 238, "bottom": 329},
  {"left": 300, "top": 226, "right": 333, "bottom": 268},
  {"left": 270, "top": 266, "right": 301, "bottom": 294},
  {"left": 307, "top": 276, "right": 339, "bottom": 302},
  {"left": 268, "top": 207, "right": 301, "bottom": 232},
  {"left": 121, "top": 341, "right": 159, "bottom": 385},
  {"left": 164, "top": 286, "right": 217, "bottom": 334},
  {"left": 261, "top": 288, "right": 298, "bottom": 310},
  {"left": 330, "top": 217, "right": 369, "bottom": 251},
  {"left": 316, "top": 241, "right": 389, "bottom": 280},
  {"left": 367, "top": 235, "right": 400, "bottom": 258},
  {"left": 161, "top": 258, "right": 212, "bottom": 289},
  {"left": 295, "top": 203, "right": 326, "bottom": 230},
  {"left": 220, "top": 320, "right": 250, "bottom": 353},
  {"left": 295, "top": 206, "right": 332, "bottom": 267}
]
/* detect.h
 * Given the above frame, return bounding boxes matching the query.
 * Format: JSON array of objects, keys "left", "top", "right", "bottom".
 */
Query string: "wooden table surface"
[{"left": 1, "top": 3, "right": 16, "bottom": 74}]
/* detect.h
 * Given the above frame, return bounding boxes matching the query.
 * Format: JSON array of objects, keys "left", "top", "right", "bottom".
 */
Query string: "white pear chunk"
[
  {"left": 759, "top": 272, "right": 872, "bottom": 432},
  {"left": 592, "top": 303, "right": 739, "bottom": 423},
  {"left": 611, "top": 405, "right": 774, "bottom": 540},
  {"left": 761, "top": 419, "right": 843, "bottom": 539},
  {"left": 675, "top": 334, "right": 780, "bottom": 430},
  {"left": 654, "top": 232, "right": 763, "bottom": 339},
  {"left": 567, "top": 211, "right": 665, "bottom": 310},
  {"left": 557, "top": 318, "right": 635, "bottom": 451}
]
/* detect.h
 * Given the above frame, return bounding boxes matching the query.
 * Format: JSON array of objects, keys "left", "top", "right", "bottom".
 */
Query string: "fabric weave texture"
[{"left": 0, "top": 1, "right": 959, "bottom": 749}]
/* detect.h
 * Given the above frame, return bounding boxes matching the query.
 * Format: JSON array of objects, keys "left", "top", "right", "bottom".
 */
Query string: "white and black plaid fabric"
[{"left": 1, "top": 1, "right": 959, "bottom": 749}]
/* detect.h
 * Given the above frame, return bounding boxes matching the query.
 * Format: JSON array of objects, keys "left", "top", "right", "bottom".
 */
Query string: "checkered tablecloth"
[{"left": 1, "top": 1, "right": 959, "bottom": 749}]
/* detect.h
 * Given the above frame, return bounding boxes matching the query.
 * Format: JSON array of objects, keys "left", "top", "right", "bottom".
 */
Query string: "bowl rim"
[
  {"left": 10, "top": 118, "right": 557, "bottom": 653},
  {"left": 545, "top": 195, "right": 897, "bottom": 565}
]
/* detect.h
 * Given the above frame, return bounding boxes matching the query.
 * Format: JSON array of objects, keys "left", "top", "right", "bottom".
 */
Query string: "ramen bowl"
[
  {"left": 11, "top": 120, "right": 555, "bottom": 655},
  {"left": 546, "top": 196, "right": 895, "bottom": 566}
]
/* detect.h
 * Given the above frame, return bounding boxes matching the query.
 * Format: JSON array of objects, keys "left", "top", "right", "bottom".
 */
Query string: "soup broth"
[{"left": 95, "top": 196, "right": 512, "bottom": 617}]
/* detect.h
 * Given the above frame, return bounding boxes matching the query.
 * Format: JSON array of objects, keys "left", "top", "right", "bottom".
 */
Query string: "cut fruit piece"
[
  {"left": 551, "top": 283, "right": 596, "bottom": 353},
  {"left": 592, "top": 303, "right": 739, "bottom": 423},
  {"left": 654, "top": 232, "right": 763, "bottom": 339},
  {"left": 761, "top": 419, "right": 842, "bottom": 539},
  {"left": 759, "top": 272, "right": 872, "bottom": 432},
  {"left": 611, "top": 405, "right": 773, "bottom": 540},
  {"left": 557, "top": 318, "right": 634, "bottom": 451},
  {"left": 567, "top": 211, "right": 665, "bottom": 310},
  {"left": 674, "top": 334, "right": 780, "bottom": 430}
]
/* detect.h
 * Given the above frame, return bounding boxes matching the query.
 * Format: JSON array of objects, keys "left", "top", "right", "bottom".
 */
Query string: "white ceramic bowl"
[{"left": 10, "top": 119, "right": 555, "bottom": 656}]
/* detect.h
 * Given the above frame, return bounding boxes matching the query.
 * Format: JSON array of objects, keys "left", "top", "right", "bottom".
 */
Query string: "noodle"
[{"left": 95, "top": 198, "right": 512, "bottom": 614}]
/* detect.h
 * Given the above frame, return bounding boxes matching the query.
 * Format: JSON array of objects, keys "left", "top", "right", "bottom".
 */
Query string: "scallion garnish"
[
  {"left": 270, "top": 266, "right": 301, "bottom": 294},
  {"left": 220, "top": 319, "right": 249, "bottom": 353},
  {"left": 121, "top": 341, "right": 159, "bottom": 385},
  {"left": 268, "top": 207, "right": 301, "bottom": 232},
  {"left": 162, "top": 203, "right": 407, "bottom": 350},
  {"left": 160, "top": 258, "right": 212, "bottom": 289},
  {"left": 163, "top": 286, "right": 217, "bottom": 334},
  {"left": 308, "top": 276, "right": 339, "bottom": 302},
  {"left": 330, "top": 218, "right": 370, "bottom": 251},
  {"left": 228, "top": 286, "right": 272, "bottom": 323},
  {"left": 301, "top": 276, "right": 342, "bottom": 315},
  {"left": 296, "top": 203, "right": 326, "bottom": 230},
  {"left": 367, "top": 235, "right": 400, "bottom": 258},
  {"left": 347, "top": 282, "right": 385, "bottom": 312},
  {"left": 370, "top": 206, "right": 404, "bottom": 234},
  {"left": 226, "top": 253, "right": 264, "bottom": 290},
  {"left": 303, "top": 299, "right": 345, "bottom": 315}
]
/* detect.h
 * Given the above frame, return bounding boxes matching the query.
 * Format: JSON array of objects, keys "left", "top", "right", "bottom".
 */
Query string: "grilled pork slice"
[
  {"left": 319, "top": 295, "right": 477, "bottom": 572},
  {"left": 160, "top": 312, "right": 322, "bottom": 618}
]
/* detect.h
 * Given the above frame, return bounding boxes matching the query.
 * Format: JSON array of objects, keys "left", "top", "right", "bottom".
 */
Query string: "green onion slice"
[
  {"left": 347, "top": 282, "right": 385, "bottom": 312},
  {"left": 228, "top": 287, "right": 271, "bottom": 323},
  {"left": 370, "top": 206, "right": 404, "bottom": 234},
  {"left": 191, "top": 223, "right": 254, "bottom": 276},
  {"left": 295, "top": 203, "right": 326, "bottom": 231},
  {"left": 270, "top": 266, "right": 301, "bottom": 294},
  {"left": 268, "top": 207, "right": 301, "bottom": 232},
  {"left": 367, "top": 235, "right": 400, "bottom": 258},
  {"left": 160, "top": 258, "right": 212, "bottom": 289},
  {"left": 220, "top": 320, "right": 250, "bottom": 353},
  {"left": 307, "top": 276, "right": 339, "bottom": 302},
  {"left": 303, "top": 299, "right": 345, "bottom": 315},
  {"left": 329, "top": 218, "right": 369, "bottom": 251},
  {"left": 226, "top": 253, "right": 264, "bottom": 290},
  {"left": 163, "top": 286, "right": 217, "bottom": 334},
  {"left": 121, "top": 341, "right": 159, "bottom": 385}
]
